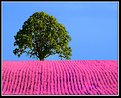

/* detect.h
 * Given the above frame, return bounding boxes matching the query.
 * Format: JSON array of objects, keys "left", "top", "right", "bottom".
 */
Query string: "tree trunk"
[
  {"left": 39, "top": 58, "right": 44, "bottom": 61},
  {"left": 38, "top": 55, "right": 44, "bottom": 61},
  {"left": 37, "top": 51, "right": 44, "bottom": 61}
]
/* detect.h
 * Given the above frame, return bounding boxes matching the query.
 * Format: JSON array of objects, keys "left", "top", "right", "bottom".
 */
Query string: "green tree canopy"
[{"left": 13, "top": 12, "right": 72, "bottom": 60}]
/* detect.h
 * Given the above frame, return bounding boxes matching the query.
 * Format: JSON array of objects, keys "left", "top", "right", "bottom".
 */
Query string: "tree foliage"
[{"left": 13, "top": 12, "right": 72, "bottom": 60}]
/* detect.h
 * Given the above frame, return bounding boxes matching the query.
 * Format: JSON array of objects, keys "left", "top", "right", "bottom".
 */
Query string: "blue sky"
[{"left": 2, "top": 1, "right": 118, "bottom": 60}]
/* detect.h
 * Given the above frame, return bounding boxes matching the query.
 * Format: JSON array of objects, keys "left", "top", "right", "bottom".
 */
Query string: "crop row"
[{"left": 2, "top": 60, "right": 118, "bottom": 95}]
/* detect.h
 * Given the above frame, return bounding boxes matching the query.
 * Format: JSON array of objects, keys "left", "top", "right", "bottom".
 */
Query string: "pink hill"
[{"left": 2, "top": 60, "right": 118, "bottom": 95}]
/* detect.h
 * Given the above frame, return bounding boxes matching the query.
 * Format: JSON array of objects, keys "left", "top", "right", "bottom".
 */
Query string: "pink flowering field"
[{"left": 2, "top": 60, "right": 118, "bottom": 95}]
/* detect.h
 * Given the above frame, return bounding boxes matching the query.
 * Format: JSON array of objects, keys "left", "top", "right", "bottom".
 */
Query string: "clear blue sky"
[{"left": 2, "top": 1, "right": 118, "bottom": 60}]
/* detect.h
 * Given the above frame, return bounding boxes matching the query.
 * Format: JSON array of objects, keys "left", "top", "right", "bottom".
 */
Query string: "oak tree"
[{"left": 13, "top": 12, "right": 72, "bottom": 60}]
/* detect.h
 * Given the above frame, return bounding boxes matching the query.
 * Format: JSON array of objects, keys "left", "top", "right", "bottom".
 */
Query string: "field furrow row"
[{"left": 2, "top": 60, "right": 118, "bottom": 95}]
